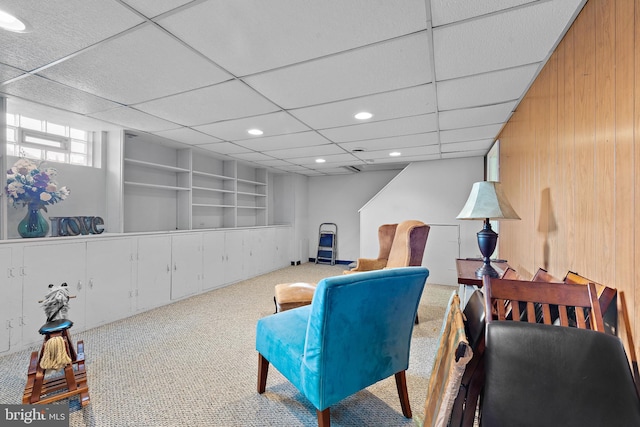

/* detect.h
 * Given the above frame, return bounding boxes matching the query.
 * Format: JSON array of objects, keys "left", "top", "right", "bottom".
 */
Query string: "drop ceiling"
[{"left": 0, "top": 0, "right": 586, "bottom": 176}]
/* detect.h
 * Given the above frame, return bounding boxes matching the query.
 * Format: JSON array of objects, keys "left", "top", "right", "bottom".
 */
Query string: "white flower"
[{"left": 40, "top": 192, "right": 52, "bottom": 202}]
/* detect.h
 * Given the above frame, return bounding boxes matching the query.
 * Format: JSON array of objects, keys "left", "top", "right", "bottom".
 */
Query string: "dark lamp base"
[{"left": 475, "top": 263, "right": 500, "bottom": 278}]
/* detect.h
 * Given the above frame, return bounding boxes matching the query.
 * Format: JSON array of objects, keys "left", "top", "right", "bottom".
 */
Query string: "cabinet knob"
[{"left": 89, "top": 279, "right": 94, "bottom": 289}]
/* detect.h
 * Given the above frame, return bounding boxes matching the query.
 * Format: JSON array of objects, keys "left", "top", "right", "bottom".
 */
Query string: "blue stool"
[{"left": 23, "top": 318, "right": 90, "bottom": 406}]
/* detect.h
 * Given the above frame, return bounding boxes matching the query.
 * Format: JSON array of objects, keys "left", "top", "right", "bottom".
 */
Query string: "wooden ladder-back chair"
[{"left": 482, "top": 276, "right": 605, "bottom": 332}]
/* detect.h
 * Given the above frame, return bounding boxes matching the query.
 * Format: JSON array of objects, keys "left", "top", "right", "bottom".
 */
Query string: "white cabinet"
[
  {"left": 275, "top": 227, "right": 292, "bottom": 268},
  {"left": 135, "top": 235, "right": 172, "bottom": 311},
  {"left": 170, "top": 233, "right": 202, "bottom": 300},
  {"left": 222, "top": 230, "right": 245, "bottom": 285},
  {"left": 86, "top": 239, "right": 134, "bottom": 329},
  {"left": 202, "top": 231, "right": 225, "bottom": 290},
  {"left": 21, "top": 242, "right": 86, "bottom": 348},
  {"left": 0, "top": 246, "right": 20, "bottom": 353},
  {"left": 1, "top": 224, "right": 291, "bottom": 356}
]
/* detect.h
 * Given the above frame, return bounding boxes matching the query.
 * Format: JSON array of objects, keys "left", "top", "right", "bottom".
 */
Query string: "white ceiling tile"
[
  {"left": 192, "top": 111, "right": 309, "bottom": 141},
  {"left": 441, "top": 139, "right": 495, "bottom": 153},
  {"left": 195, "top": 142, "right": 251, "bottom": 155},
  {"left": 262, "top": 144, "right": 345, "bottom": 159},
  {"left": 364, "top": 154, "right": 439, "bottom": 164},
  {"left": 0, "top": 64, "right": 26, "bottom": 83},
  {"left": 244, "top": 32, "right": 432, "bottom": 109},
  {"left": 442, "top": 150, "right": 487, "bottom": 159},
  {"left": 320, "top": 114, "right": 437, "bottom": 143},
  {"left": 289, "top": 85, "right": 436, "bottom": 130},
  {"left": 0, "top": 0, "right": 144, "bottom": 71},
  {"left": 158, "top": 0, "right": 427, "bottom": 75},
  {"left": 228, "top": 152, "right": 275, "bottom": 162},
  {"left": 152, "top": 127, "right": 222, "bottom": 145},
  {"left": 355, "top": 144, "right": 440, "bottom": 161},
  {"left": 253, "top": 159, "right": 296, "bottom": 167},
  {"left": 135, "top": 80, "right": 280, "bottom": 127},
  {"left": 1, "top": 75, "right": 121, "bottom": 114},
  {"left": 433, "top": 0, "right": 585, "bottom": 80},
  {"left": 437, "top": 64, "right": 539, "bottom": 110},
  {"left": 439, "top": 101, "right": 517, "bottom": 130},
  {"left": 232, "top": 131, "right": 330, "bottom": 152},
  {"left": 120, "top": 0, "right": 193, "bottom": 18},
  {"left": 297, "top": 153, "right": 363, "bottom": 165},
  {"left": 339, "top": 133, "right": 439, "bottom": 152},
  {"left": 440, "top": 124, "right": 503, "bottom": 144},
  {"left": 38, "top": 24, "right": 232, "bottom": 104},
  {"left": 88, "top": 107, "right": 179, "bottom": 132},
  {"left": 430, "top": 0, "right": 536, "bottom": 27}
]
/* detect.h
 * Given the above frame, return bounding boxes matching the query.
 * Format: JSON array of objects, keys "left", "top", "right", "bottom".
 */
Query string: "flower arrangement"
[{"left": 6, "top": 158, "right": 70, "bottom": 211}]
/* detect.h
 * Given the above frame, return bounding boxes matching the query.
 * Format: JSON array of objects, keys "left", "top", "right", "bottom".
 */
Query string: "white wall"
[
  {"left": 307, "top": 169, "right": 401, "bottom": 263},
  {"left": 358, "top": 157, "right": 484, "bottom": 284}
]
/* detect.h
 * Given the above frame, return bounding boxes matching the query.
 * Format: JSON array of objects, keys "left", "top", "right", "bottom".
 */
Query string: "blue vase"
[{"left": 18, "top": 204, "right": 49, "bottom": 238}]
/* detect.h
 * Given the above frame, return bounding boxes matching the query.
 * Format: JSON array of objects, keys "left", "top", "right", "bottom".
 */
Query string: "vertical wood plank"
[
  {"left": 616, "top": 0, "right": 635, "bottom": 356},
  {"left": 594, "top": 0, "right": 616, "bottom": 286},
  {"left": 573, "top": 2, "right": 596, "bottom": 276}
]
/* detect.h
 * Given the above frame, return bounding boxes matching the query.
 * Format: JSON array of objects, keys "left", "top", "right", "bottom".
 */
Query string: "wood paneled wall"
[{"left": 498, "top": 0, "right": 640, "bottom": 352}]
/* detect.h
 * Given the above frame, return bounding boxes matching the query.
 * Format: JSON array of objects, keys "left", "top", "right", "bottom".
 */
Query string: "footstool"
[{"left": 274, "top": 282, "right": 317, "bottom": 313}]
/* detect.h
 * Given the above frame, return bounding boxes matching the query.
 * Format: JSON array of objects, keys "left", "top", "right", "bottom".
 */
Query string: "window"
[{"left": 6, "top": 113, "right": 93, "bottom": 167}]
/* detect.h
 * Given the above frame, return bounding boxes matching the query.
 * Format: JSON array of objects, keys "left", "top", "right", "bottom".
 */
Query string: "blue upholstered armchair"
[{"left": 256, "top": 267, "right": 430, "bottom": 427}]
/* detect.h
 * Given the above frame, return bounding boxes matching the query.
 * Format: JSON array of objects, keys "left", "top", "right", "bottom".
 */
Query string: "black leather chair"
[{"left": 481, "top": 322, "right": 640, "bottom": 427}]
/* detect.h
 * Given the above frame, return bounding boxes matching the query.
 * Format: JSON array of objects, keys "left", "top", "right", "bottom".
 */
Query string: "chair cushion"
[
  {"left": 39, "top": 318, "right": 73, "bottom": 334},
  {"left": 256, "top": 305, "right": 312, "bottom": 388},
  {"left": 274, "top": 282, "right": 316, "bottom": 311}
]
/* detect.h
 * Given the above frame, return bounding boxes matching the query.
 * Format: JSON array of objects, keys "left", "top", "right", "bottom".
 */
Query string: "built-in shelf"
[
  {"left": 123, "top": 131, "right": 269, "bottom": 232},
  {"left": 124, "top": 158, "right": 190, "bottom": 173},
  {"left": 124, "top": 181, "right": 190, "bottom": 191}
]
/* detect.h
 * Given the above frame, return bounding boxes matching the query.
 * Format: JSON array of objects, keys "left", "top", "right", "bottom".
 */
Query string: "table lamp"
[{"left": 457, "top": 181, "right": 520, "bottom": 278}]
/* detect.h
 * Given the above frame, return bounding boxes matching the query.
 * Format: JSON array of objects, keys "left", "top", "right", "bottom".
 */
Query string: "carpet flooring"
[{"left": 0, "top": 263, "right": 455, "bottom": 427}]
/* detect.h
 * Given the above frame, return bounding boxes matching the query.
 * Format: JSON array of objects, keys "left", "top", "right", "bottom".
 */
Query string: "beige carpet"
[{"left": 0, "top": 263, "right": 455, "bottom": 426}]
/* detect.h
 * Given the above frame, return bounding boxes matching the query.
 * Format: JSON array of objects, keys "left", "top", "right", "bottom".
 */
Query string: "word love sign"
[{"left": 49, "top": 216, "right": 105, "bottom": 237}]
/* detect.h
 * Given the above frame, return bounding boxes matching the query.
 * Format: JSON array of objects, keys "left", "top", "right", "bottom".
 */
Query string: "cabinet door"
[
  {"left": 223, "top": 230, "right": 244, "bottom": 284},
  {"left": 86, "top": 239, "right": 134, "bottom": 329},
  {"left": 275, "top": 227, "right": 292, "bottom": 269},
  {"left": 136, "top": 235, "right": 172, "bottom": 311},
  {"left": 171, "top": 233, "right": 202, "bottom": 300},
  {"left": 21, "top": 242, "right": 86, "bottom": 347},
  {"left": 0, "top": 247, "right": 20, "bottom": 353},
  {"left": 247, "top": 228, "right": 274, "bottom": 276},
  {"left": 202, "top": 231, "right": 225, "bottom": 290}
]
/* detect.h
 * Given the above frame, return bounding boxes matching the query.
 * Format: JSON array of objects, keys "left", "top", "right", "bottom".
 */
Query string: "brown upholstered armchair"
[{"left": 345, "top": 220, "right": 430, "bottom": 274}]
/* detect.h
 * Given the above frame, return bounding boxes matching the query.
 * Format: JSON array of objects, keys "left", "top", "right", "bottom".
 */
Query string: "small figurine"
[{"left": 41, "top": 282, "right": 70, "bottom": 322}]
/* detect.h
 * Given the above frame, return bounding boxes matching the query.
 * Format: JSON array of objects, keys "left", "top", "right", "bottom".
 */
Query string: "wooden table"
[{"left": 456, "top": 258, "right": 510, "bottom": 287}]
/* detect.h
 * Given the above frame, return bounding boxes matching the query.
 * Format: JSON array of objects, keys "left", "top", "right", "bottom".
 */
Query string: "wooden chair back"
[
  {"left": 532, "top": 267, "right": 561, "bottom": 282},
  {"left": 482, "top": 277, "right": 605, "bottom": 332}
]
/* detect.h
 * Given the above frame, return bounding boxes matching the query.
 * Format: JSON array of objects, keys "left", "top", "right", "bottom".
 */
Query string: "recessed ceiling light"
[
  {"left": 0, "top": 10, "right": 27, "bottom": 32},
  {"left": 315, "top": 158, "right": 326, "bottom": 163},
  {"left": 247, "top": 128, "right": 263, "bottom": 136},
  {"left": 389, "top": 152, "right": 401, "bottom": 157},
  {"left": 354, "top": 112, "right": 373, "bottom": 120}
]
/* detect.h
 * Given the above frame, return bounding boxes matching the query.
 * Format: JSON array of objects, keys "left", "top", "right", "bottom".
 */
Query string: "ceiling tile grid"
[{"left": 0, "top": 0, "right": 587, "bottom": 175}]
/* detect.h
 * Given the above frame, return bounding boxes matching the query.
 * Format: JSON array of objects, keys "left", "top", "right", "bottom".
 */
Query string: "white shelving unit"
[
  {"left": 123, "top": 131, "right": 268, "bottom": 232},
  {"left": 123, "top": 134, "right": 191, "bottom": 232}
]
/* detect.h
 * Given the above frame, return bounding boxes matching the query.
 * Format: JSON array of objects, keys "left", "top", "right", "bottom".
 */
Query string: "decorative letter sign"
[{"left": 49, "top": 216, "right": 105, "bottom": 237}]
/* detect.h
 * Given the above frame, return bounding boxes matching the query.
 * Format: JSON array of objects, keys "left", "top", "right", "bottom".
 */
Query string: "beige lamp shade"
[{"left": 457, "top": 181, "right": 520, "bottom": 220}]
